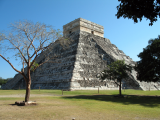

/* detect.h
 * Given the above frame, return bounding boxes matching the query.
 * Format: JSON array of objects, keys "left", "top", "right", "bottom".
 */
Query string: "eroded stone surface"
[{"left": 15, "top": 101, "right": 36, "bottom": 106}]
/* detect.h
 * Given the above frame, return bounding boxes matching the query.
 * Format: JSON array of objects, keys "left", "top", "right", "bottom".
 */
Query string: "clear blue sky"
[{"left": 0, "top": 0, "right": 160, "bottom": 79}]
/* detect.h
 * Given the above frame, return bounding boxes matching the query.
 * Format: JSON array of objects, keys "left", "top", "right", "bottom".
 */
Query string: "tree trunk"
[
  {"left": 25, "top": 65, "right": 31, "bottom": 102},
  {"left": 119, "top": 80, "right": 122, "bottom": 96},
  {"left": 25, "top": 81, "right": 31, "bottom": 102}
]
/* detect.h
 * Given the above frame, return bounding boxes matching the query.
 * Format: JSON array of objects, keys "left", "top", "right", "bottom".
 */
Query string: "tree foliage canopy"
[
  {"left": 116, "top": 0, "right": 160, "bottom": 26},
  {"left": 101, "top": 60, "right": 132, "bottom": 81},
  {"left": 100, "top": 60, "right": 133, "bottom": 96},
  {"left": 136, "top": 36, "right": 160, "bottom": 82}
]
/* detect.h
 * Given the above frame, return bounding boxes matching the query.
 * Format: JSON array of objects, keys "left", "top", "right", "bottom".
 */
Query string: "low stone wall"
[{"left": 71, "top": 87, "right": 119, "bottom": 90}]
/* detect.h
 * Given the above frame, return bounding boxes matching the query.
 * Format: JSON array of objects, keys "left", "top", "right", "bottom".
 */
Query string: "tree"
[
  {"left": 0, "top": 20, "right": 70, "bottom": 102},
  {"left": 116, "top": 0, "right": 160, "bottom": 26},
  {"left": 100, "top": 60, "right": 132, "bottom": 96},
  {"left": 0, "top": 77, "right": 10, "bottom": 85},
  {"left": 136, "top": 35, "right": 160, "bottom": 82}
]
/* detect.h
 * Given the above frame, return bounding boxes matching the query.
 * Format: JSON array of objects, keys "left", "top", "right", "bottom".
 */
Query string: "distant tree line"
[{"left": 0, "top": 77, "right": 12, "bottom": 85}]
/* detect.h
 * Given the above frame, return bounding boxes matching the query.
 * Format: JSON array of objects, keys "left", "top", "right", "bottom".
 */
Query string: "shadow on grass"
[
  {"left": 62, "top": 95, "right": 160, "bottom": 108},
  {"left": 9, "top": 104, "right": 17, "bottom": 106}
]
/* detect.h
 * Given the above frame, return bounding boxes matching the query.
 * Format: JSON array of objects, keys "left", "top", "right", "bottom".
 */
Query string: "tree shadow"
[
  {"left": 62, "top": 95, "right": 160, "bottom": 108},
  {"left": 9, "top": 104, "right": 17, "bottom": 106}
]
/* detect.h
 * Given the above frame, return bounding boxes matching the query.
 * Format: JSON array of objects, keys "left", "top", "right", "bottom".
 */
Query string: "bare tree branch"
[
  {"left": 7, "top": 38, "right": 28, "bottom": 63},
  {"left": 0, "top": 20, "right": 69, "bottom": 102},
  {"left": 0, "top": 54, "right": 22, "bottom": 74}
]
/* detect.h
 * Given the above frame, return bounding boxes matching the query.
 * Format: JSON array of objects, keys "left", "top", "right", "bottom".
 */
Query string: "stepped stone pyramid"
[{"left": 2, "top": 18, "right": 160, "bottom": 90}]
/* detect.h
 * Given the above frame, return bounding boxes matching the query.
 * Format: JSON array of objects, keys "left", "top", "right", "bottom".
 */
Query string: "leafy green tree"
[
  {"left": 100, "top": 60, "right": 132, "bottom": 96},
  {"left": 116, "top": 0, "right": 160, "bottom": 26},
  {"left": 0, "top": 77, "right": 10, "bottom": 85},
  {"left": 0, "top": 20, "right": 70, "bottom": 102},
  {"left": 0, "top": 80, "right": 7, "bottom": 85},
  {"left": 136, "top": 36, "right": 160, "bottom": 82}
]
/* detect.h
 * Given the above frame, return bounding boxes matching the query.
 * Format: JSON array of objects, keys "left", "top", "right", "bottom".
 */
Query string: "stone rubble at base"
[{"left": 2, "top": 18, "right": 160, "bottom": 91}]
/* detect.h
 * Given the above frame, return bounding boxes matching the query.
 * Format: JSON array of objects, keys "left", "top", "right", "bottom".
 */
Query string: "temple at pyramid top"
[{"left": 63, "top": 18, "right": 104, "bottom": 37}]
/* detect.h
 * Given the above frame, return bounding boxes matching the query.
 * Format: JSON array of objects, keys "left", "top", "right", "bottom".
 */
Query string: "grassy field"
[
  {"left": 0, "top": 89, "right": 160, "bottom": 96},
  {"left": 0, "top": 89, "right": 160, "bottom": 120}
]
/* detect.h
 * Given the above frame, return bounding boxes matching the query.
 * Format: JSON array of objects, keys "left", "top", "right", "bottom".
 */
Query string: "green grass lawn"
[
  {"left": 0, "top": 89, "right": 160, "bottom": 96},
  {"left": 0, "top": 89, "right": 160, "bottom": 120}
]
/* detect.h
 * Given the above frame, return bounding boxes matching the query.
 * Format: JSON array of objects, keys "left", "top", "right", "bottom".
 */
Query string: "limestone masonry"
[
  {"left": 2, "top": 18, "right": 160, "bottom": 90},
  {"left": 63, "top": 18, "right": 104, "bottom": 37}
]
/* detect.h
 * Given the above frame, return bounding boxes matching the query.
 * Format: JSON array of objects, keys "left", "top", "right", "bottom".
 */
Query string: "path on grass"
[{"left": 0, "top": 94, "right": 65, "bottom": 97}]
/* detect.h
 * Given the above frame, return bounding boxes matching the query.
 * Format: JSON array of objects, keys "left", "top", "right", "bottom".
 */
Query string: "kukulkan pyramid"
[{"left": 2, "top": 18, "right": 160, "bottom": 90}]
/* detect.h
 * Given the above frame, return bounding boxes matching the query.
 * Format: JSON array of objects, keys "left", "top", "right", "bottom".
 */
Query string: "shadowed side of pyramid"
[{"left": 70, "top": 31, "right": 140, "bottom": 90}]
